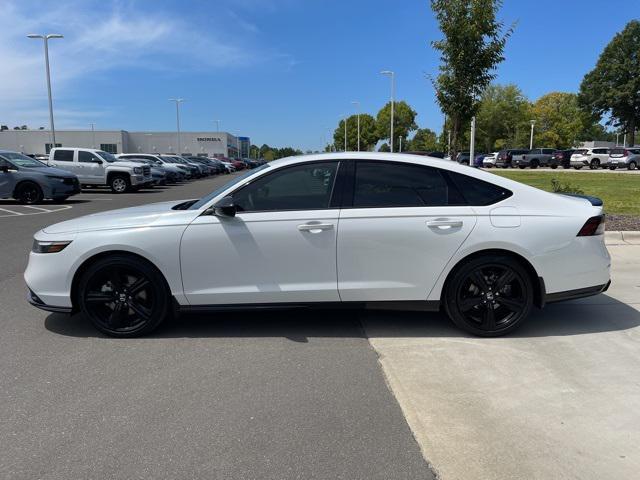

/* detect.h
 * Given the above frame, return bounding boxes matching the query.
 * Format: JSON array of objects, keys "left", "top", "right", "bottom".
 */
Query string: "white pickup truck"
[{"left": 48, "top": 148, "right": 152, "bottom": 193}]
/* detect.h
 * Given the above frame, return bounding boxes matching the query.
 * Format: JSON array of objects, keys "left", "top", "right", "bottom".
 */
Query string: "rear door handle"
[
  {"left": 427, "top": 219, "right": 463, "bottom": 229},
  {"left": 297, "top": 223, "right": 334, "bottom": 233}
]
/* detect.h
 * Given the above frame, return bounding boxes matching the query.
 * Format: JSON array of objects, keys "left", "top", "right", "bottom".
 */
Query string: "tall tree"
[
  {"left": 408, "top": 128, "right": 439, "bottom": 152},
  {"left": 333, "top": 113, "right": 379, "bottom": 151},
  {"left": 430, "top": 0, "right": 514, "bottom": 158},
  {"left": 474, "top": 84, "right": 531, "bottom": 151},
  {"left": 375, "top": 101, "right": 418, "bottom": 151},
  {"left": 579, "top": 20, "right": 640, "bottom": 146}
]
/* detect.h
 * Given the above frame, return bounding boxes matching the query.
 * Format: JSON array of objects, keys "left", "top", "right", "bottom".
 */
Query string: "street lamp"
[
  {"left": 380, "top": 70, "right": 395, "bottom": 152},
  {"left": 169, "top": 98, "right": 185, "bottom": 154},
  {"left": 214, "top": 119, "right": 220, "bottom": 132},
  {"left": 27, "top": 33, "right": 63, "bottom": 146},
  {"left": 89, "top": 123, "right": 95, "bottom": 148},
  {"left": 340, "top": 114, "right": 347, "bottom": 151},
  {"left": 529, "top": 120, "right": 536, "bottom": 150},
  {"left": 351, "top": 101, "right": 361, "bottom": 151}
]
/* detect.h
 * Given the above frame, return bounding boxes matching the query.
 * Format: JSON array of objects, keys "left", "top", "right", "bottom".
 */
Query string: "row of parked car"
[
  {"left": 0, "top": 147, "right": 264, "bottom": 204},
  {"left": 454, "top": 147, "right": 640, "bottom": 170}
]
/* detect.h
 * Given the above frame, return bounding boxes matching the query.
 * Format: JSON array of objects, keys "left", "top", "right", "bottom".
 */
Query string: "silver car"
[{"left": 607, "top": 148, "right": 640, "bottom": 170}]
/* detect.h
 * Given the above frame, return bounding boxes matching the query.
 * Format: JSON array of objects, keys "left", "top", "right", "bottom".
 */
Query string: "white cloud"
[{"left": 0, "top": 0, "right": 290, "bottom": 128}]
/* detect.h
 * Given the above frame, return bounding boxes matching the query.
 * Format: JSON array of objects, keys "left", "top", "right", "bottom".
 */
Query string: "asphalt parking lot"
[
  {"left": 0, "top": 176, "right": 433, "bottom": 480},
  {"left": 1, "top": 174, "right": 639, "bottom": 479}
]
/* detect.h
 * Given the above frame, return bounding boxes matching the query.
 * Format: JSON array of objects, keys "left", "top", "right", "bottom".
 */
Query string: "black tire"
[
  {"left": 77, "top": 255, "right": 170, "bottom": 337},
  {"left": 518, "top": 165, "right": 525, "bottom": 169},
  {"left": 550, "top": 164, "right": 558, "bottom": 169},
  {"left": 52, "top": 196, "right": 69, "bottom": 203},
  {"left": 574, "top": 166, "right": 583, "bottom": 170},
  {"left": 530, "top": 160, "right": 539, "bottom": 169},
  {"left": 15, "top": 182, "right": 44, "bottom": 204},
  {"left": 610, "top": 166, "right": 616, "bottom": 171},
  {"left": 629, "top": 161, "right": 637, "bottom": 171},
  {"left": 443, "top": 255, "right": 534, "bottom": 337},
  {"left": 109, "top": 174, "right": 130, "bottom": 193},
  {"left": 590, "top": 159, "right": 600, "bottom": 170}
]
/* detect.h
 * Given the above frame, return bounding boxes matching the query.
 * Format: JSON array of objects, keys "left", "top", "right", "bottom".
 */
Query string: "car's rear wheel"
[
  {"left": 590, "top": 159, "right": 600, "bottom": 169},
  {"left": 629, "top": 161, "right": 637, "bottom": 170},
  {"left": 443, "top": 255, "right": 534, "bottom": 337},
  {"left": 15, "top": 182, "right": 43, "bottom": 204},
  {"left": 78, "top": 255, "right": 170, "bottom": 337},
  {"left": 574, "top": 165, "right": 583, "bottom": 170},
  {"left": 530, "top": 160, "right": 539, "bottom": 169}
]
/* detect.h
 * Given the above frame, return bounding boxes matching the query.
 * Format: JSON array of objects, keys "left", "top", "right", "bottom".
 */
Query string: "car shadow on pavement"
[{"left": 44, "top": 295, "right": 639, "bottom": 340}]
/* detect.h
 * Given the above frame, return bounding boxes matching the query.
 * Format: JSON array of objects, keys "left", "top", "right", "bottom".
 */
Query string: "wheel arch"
[
  {"left": 70, "top": 250, "right": 172, "bottom": 311},
  {"left": 438, "top": 248, "right": 545, "bottom": 309},
  {"left": 13, "top": 179, "right": 44, "bottom": 198}
]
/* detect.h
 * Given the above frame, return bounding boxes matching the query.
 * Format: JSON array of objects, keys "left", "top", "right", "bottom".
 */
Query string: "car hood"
[
  {"left": 111, "top": 160, "right": 144, "bottom": 168},
  {"left": 42, "top": 199, "right": 200, "bottom": 234},
  {"left": 27, "top": 166, "right": 77, "bottom": 177}
]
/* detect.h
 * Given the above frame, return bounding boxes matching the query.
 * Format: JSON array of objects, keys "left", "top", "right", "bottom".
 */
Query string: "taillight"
[
  {"left": 577, "top": 215, "right": 605, "bottom": 236},
  {"left": 624, "top": 150, "right": 630, "bottom": 156}
]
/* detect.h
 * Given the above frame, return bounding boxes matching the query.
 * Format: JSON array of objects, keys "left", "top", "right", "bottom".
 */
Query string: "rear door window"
[
  {"left": 78, "top": 151, "right": 102, "bottom": 163},
  {"left": 53, "top": 149, "right": 74, "bottom": 162}
]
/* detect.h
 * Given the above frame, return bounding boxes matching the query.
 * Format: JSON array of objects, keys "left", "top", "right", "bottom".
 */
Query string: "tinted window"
[
  {"left": 78, "top": 151, "right": 102, "bottom": 163},
  {"left": 593, "top": 148, "right": 608, "bottom": 154},
  {"left": 448, "top": 171, "right": 512, "bottom": 206},
  {"left": 542, "top": 149, "right": 555, "bottom": 154},
  {"left": 352, "top": 161, "right": 462, "bottom": 208},
  {"left": 233, "top": 162, "right": 338, "bottom": 212},
  {"left": 53, "top": 149, "right": 74, "bottom": 162}
]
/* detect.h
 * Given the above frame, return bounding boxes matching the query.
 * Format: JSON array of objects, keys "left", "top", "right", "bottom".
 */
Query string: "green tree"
[
  {"left": 378, "top": 142, "right": 390, "bottom": 152},
  {"left": 579, "top": 20, "right": 640, "bottom": 146},
  {"left": 474, "top": 84, "right": 531, "bottom": 151},
  {"left": 408, "top": 128, "right": 439, "bottom": 152},
  {"left": 375, "top": 101, "right": 418, "bottom": 151},
  {"left": 430, "top": 0, "right": 514, "bottom": 158},
  {"left": 333, "top": 113, "right": 379, "bottom": 151}
]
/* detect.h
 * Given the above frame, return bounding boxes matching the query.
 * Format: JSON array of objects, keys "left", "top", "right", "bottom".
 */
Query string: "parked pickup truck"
[
  {"left": 513, "top": 148, "right": 555, "bottom": 169},
  {"left": 48, "top": 148, "right": 152, "bottom": 193}
]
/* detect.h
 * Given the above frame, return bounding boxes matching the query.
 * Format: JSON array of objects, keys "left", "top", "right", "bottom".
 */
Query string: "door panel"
[
  {"left": 181, "top": 210, "right": 340, "bottom": 305},
  {"left": 337, "top": 207, "right": 476, "bottom": 301}
]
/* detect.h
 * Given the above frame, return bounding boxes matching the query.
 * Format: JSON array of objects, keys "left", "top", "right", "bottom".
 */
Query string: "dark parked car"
[
  {"left": 549, "top": 149, "right": 575, "bottom": 169},
  {"left": 0, "top": 150, "right": 80, "bottom": 204},
  {"left": 405, "top": 151, "right": 446, "bottom": 159},
  {"left": 495, "top": 149, "right": 529, "bottom": 168},
  {"left": 513, "top": 148, "right": 556, "bottom": 169}
]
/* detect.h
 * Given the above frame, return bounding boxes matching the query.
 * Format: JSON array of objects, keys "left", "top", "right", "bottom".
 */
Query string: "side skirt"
[{"left": 177, "top": 300, "right": 441, "bottom": 314}]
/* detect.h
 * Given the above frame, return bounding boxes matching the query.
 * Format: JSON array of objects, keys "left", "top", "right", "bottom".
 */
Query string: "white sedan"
[{"left": 25, "top": 153, "right": 611, "bottom": 337}]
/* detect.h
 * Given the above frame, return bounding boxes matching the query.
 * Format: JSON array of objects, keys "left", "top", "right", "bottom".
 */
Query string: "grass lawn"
[{"left": 490, "top": 170, "right": 639, "bottom": 216}]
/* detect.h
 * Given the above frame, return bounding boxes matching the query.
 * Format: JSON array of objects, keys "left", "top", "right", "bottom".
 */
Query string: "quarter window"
[
  {"left": 352, "top": 161, "right": 462, "bottom": 207},
  {"left": 448, "top": 171, "right": 512, "bottom": 206},
  {"left": 53, "top": 149, "right": 74, "bottom": 162},
  {"left": 233, "top": 162, "right": 339, "bottom": 212}
]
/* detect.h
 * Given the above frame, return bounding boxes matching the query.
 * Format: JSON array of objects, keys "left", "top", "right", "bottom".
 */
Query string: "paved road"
[
  {"left": 0, "top": 177, "right": 433, "bottom": 480},
  {"left": 366, "top": 244, "right": 640, "bottom": 480}
]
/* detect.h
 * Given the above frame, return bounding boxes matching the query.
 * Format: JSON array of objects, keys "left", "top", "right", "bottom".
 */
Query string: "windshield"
[
  {"left": 97, "top": 151, "right": 118, "bottom": 163},
  {"left": 189, "top": 163, "right": 270, "bottom": 210},
  {"left": 0, "top": 152, "right": 46, "bottom": 168}
]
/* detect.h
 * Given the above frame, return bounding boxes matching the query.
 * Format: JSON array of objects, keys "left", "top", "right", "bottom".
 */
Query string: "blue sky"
[{"left": 2, "top": 0, "right": 638, "bottom": 150}]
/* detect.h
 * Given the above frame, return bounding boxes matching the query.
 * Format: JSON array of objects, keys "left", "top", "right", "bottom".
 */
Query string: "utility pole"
[
  {"left": 169, "top": 98, "right": 184, "bottom": 154},
  {"left": 399, "top": 136, "right": 403, "bottom": 152},
  {"left": 380, "top": 71, "right": 395, "bottom": 152},
  {"left": 470, "top": 117, "right": 476, "bottom": 166},
  {"left": 529, "top": 120, "right": 536, "bottom": 150}
]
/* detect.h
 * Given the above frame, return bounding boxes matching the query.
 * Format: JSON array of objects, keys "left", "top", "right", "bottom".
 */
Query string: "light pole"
[
  {"left": 470, "top": 116, "right": 476, "bottom": 165},
  {"left": 144, "top": 133, "right": 152, "bottom": 152},
  {"left": 214, "top": 119, "right": 220, "bottom": 132},
  {"left": 380, "top": 70, "right": 395, "bottom": 152},
  {"left": 169, "top": 98, "right": 184, "bottom": 154},
  {"left": 529, "top": 120, "right": 536, "bottom": 150},
  {"left": 341, "top": 115, "right": 347, "bottom": 151},
  {"left": 399, "top": 136, "right": 403, "bottom": 152},
  {"left": 351, "top": 101, "right": 361, "bottom": 151},
  {"left": 27, "top": 33, "right": 63, "bottom": 147},
  {"left": 89, "top": 123, "right": 95, "bottom": 148}
]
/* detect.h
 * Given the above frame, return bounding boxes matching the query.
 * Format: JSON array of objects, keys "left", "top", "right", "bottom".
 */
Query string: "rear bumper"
[
  {"left": 27, "top": 289, "right": 73, "bottom": 314},
  {"left": 545, "top": 281, "right": 611, "bottom": 304}
]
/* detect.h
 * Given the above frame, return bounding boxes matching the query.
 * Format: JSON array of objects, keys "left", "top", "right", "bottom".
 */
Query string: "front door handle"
[
  {"left": 297, "top": 222, "right": 334, "bottom": 233},
  {"left": 427, "top": 219, "right": 463, "bottom": 230}
]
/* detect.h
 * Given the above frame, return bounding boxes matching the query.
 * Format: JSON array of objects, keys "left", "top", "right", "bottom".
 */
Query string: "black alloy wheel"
[
  {"left": 78, "top": 255, "right": 169, "bottom": 337},
  {"left": 444, "top": 256, "right": 533, "bottom": 336},
  {"left": 590, "top": 159, "right": 600, "bottom": 170},
  {"left": 15, "top": 182, "right": 44, "bottom": 204}
]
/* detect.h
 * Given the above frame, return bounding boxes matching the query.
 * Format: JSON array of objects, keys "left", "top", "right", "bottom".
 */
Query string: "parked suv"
[
  {"left": 550, "top": 149, "right": 575, "bottom": 169},
  {"left": 570, "top": 148, "right": 609, "bottom": 170},
  {"left": 0, "top": 150, "right": 80, "bottom": 204},
  {"left": 607, "top": 148, "right": 640, "bottom": 170},
  {"left": 117, "top": 154, "right": 187, "bottom": 182},
  {"left": 513, "top": 148, "right": 555, "bottom": 169},
  {"left": 495, "top": 149, "right": 529, "bottom": 168},
  {"left": 48, "top": 148, "right": 152, "bottom": 193}
]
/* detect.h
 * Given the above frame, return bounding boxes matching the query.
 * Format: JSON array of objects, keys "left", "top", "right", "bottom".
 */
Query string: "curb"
[{"left": 605, "top": 231, "right": 640, "bottom": 245}]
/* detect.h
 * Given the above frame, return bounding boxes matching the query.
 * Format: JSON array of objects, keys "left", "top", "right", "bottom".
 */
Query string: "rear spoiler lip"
[{"left": 559, "top": 193, "right": 603, "bottom": 207}]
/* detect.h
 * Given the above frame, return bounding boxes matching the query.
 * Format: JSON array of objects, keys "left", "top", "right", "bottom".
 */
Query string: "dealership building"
[{"left": 0, "top": 129, "right": 249, "bottom": 158}]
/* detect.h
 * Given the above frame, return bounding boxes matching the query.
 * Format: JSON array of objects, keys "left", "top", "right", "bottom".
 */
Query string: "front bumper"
[{"left": 131, "top": 174, "right": 153, "bottom": 186}]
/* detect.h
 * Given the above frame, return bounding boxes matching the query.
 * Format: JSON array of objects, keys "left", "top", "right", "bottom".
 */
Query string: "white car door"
[
  {"left": 337, "top": 160, "right": 478, "bottom": 302},
  {"left": 50, "top": 149, "right": 77, "bottom": 176},
  {"left": 181, "top": 161, "right": 341, "bottom": 305},
  {"left": 77, "top": 151, "right": 105, "bottom": 184}
]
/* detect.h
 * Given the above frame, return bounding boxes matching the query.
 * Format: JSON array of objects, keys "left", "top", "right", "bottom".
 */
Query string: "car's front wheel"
[
  {"left": 15, "top": 182, "right": 43, "bottom": 204},
  {"left": 77, "top": 255, "right": 170, "bottom": 337},
  {"left": 443, "top": 255, "right": 534, "bottom": 337}
]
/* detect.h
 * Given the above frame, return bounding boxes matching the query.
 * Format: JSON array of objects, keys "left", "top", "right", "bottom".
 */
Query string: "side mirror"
[
  {"left": 213, "top": 196, "right": 237, "bottom": 218},
  {"left": 92, "top": 159, "right": 103, "bottom": 164},
  {"left": 0, "top": 165, "right": 7, "bottom": 173}
]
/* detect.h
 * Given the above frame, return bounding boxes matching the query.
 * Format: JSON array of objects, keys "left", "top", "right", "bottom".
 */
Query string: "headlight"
[
  {"left": 32, "top": 240, "right": 72, "bottom": 253},
  {"left": 133, "top": 167, "right": 143, "bottom": 174}
]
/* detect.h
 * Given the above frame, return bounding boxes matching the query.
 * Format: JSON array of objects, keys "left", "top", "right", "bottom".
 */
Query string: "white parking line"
[{"left": 0, "top": 204, "right": 72, "bottom": 218}]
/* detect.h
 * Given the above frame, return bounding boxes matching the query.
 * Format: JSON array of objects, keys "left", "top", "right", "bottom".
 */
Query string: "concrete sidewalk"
[{"left": 363, "top": 244, "right": 640, "bottom": 480}]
